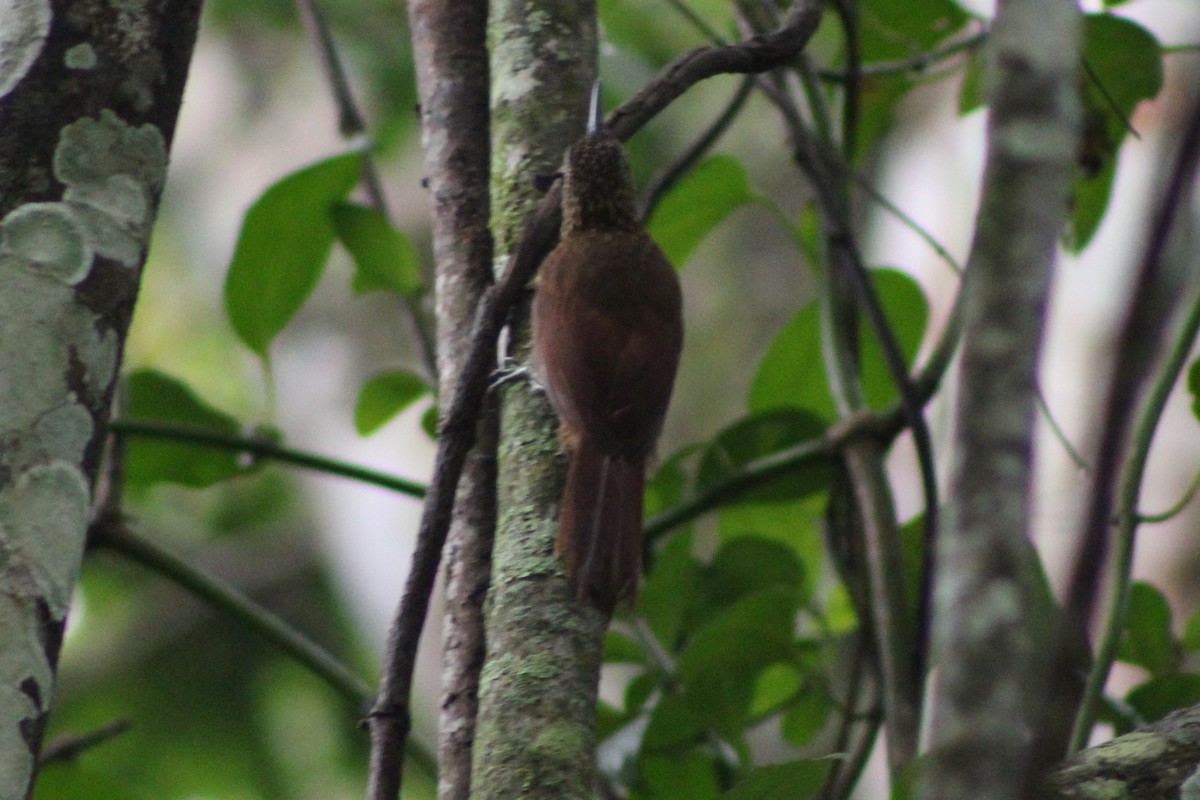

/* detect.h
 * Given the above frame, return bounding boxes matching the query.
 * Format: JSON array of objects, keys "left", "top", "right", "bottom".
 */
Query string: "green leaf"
[
  {"left": 721, "top": 761, "right": 829, "bottom": 800},
  {"left": 697, "top": 410, "right": 832, "bottom": 503},
  {"left": 677, "top": 587, "right": 800, "bottom": 736},
  {"left": 749, "top": 301, "right": 832, "bottom": 421},
  {"left": 1182, "top": 608, "right": 1200, "bottom": 653},
  {"left": 647, "top": 155, "right": 754, "bottom": 268},
  {"left": 1126, "top": 673, "right": 1200, "bottom": 723},
  {"left": 749, "top": 269, "right": 928, "bottom": 417},
  {"left": 859, "top": 0, "right": 969, "bottom": 62},
  {"left": 626, "top": 671, "right": 661, "bottom": 713},
  {"left": 646, "top": 443, "right": 701, "bottom": 519},
  {"left": 715, "top": 496, "right": 826, "bottom": 573},
  {"left": 34, "top": 764, "right": 150, "bottom": 800},
  {"left": 420, "top": 405, "right": 439, "bottom": 439},
  {"left": 705, "top": 537, "right": 806, "bottom": 608},
  {"left": 640, "top": 754, "right": 721, "bottom": 799},
  {"left": 639, "top": 529, "right": 703, "bottom": 648},
  {"left": 354, "top": 371, "right": 429, "bottom": 436},
  {"left": 224, "top": 153, "right": 362, "bottom": 356},
  {"left": 860, "top": 269, "right": 929, "bottom": 410},
  {"left": 854, "top": 75, "right": 918, "bottom": 161},
  {"left": 749, "top": 663, "right": 803, "bottom": 718},
  {"left": 123, "top": 370, "right": 244, "bottom": 489},
  {"left": 1188, "top": 358, "right": 1200, "bottom": 421},
  {"left": 1118, "top": 581, "right": 1178, "bottom": 676},
  {"left": 957, "top": 50, "right": 985, "bottom": 116},
  {"left": 331, "top": 202, "right": 423, "bottom": 297},
  {"left": 604, "top": 630, "right": 646, "bottom": 665},
  {"left": 642, "top": 692, "right": 704, "bottom": 750},
  {"left": 780, "top": 690, "right": 832, "bottom": 746},
  {"left": 1083, "top": 15, "right": 1163, "bottom": 126},
  {"left": 1069, "top": 15, "right": 1163, "bottom": 251}
]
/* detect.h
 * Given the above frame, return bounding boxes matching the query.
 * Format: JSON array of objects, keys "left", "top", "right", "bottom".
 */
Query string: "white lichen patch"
[
  {"left": 0, "top": 0, "right": 52, "bottom": 100},
  {"left": 64, "top": 43, "right": 97, "bottom": 70},
  {"left": 0, "top": 597, "right": 51, "bottom": 794},
  {"left": 0, "top": 463, "right": 90, "bottom": 617},
  {"left": 0, "top": 110, "right": 160, "bottom": 752},
  {"left": 55, "top": 110, "right": 166, "bottom": 268},
  {"left": 1, "top": 203, "right": 93, "bottom": 285}
]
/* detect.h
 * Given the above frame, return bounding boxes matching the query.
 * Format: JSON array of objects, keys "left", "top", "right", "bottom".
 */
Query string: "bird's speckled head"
[{"left": 560, "top": 132, "right": 640, "bottom": 236}]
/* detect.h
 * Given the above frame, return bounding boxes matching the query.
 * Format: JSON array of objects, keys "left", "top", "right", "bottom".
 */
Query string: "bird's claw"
[{"left": 489, "top": 359, "right": 545, "bottom": 395}]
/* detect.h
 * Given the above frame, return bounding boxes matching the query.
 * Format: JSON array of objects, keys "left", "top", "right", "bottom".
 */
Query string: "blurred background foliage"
[{"left": 33, "top": 0, "right": 1200, "bottom": 798}]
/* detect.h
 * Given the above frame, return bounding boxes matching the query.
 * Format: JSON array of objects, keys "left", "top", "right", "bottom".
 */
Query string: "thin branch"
[
  {"left": 606, "top": 0, "right": 827, "bottom": 143},
  {"left": 107, "top": 418, "right": 427, "bottom": 498},
  {"left": 830, "top": 0, "right": 861, "bottom": 159},
  {"left": 639, "top": 75, "right": 755, "bottom": 219},
  {"left": 294, "top": 0, "right": 439, "bottom": 383},
  {"left": 659, "top": 0, "right": 727, "bottom": 45},
  {"left": 38, "top": 720, "right": 132, "bottom": 766},
  {"left": 1036, "top": 383, "right": 1089, "bottom": 472},
  {"left": 365, "top": 3, "right": 828, "bottom": 795},
  {"left": 1067, "top": 106, "right": 1200, "bottom": 752},
  {"left": 1137, "top": 467, "right": 1200, "bottom": 524},
  {"left": 817, "top": 29, "right": 989, "bottom": 82},
  {"left": 90, "top": 515, "right": 375, "bottom": 708},
  {"left": 1082, "top": 59, "right": 1141, "bottom": 141}
]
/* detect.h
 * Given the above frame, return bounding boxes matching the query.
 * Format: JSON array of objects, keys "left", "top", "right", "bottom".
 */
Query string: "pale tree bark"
[
  {"left": 0, "top": 2, "right": 201, "bottom": 797},
  {"left": 922, "top": 1, "right": 1080, "bottom": 799},
  {"left": 469, "top": 1, "right": 607, "bottom": 798},
  {"left": 1045, "top": 704, "right": 1200, "bottom": 800},
  {"left": 404, "top": 0, "right": 495, "bottom": 796}
]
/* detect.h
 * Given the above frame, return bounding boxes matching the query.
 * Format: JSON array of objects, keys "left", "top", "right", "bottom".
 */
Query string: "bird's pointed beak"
[{"left": 587, "top": 81, "right": 603, "bottom": 135}]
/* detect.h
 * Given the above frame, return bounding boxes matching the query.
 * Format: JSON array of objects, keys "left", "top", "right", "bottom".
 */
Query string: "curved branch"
[
  {"left": 90, "top": 516, "right": 375, "bottom": 708},
  {"left": 107, "top": 418, "right": 427, "bottom": 498}
]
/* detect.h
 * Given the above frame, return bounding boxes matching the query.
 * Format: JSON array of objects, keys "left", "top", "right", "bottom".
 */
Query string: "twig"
[
  {"left": 639, "top": 75, "right": 755, "bottom": 219},
  {"left": 1137, "top": 467, "right": 1200, "bottom": 524},
  {"left": 90, "top": 515, "right": 375, "bottom": 708},
  {"left": 606, "top": 0, "right": 826, "bottom": 143},
  {"left": 830, "top": 0, "right": 861, "bottom": 159},
  {"left": 364, "top": 2, "right": 828, "bottom": 796},
  {"left": 107, "top": 418, "right": 426, "bottom": 498},
  {"left": 817, "top": 29, "right": 989, "bottom": 82},
  {"left": 659, "top": 0, "right": 726, "bottom": 45},
  {"left": 38, "top": 720, "right": 132, "bottom": 766},
  {"left": 294, "top": 0, "right": 439, "bottom": 382}
]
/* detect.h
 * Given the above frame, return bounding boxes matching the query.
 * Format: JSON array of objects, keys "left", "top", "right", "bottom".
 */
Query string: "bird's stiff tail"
[{"left": 557, "top": 437, "right": 645, "bottom": 614}]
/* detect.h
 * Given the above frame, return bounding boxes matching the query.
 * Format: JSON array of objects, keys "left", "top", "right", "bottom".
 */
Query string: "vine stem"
[
  {"left": 1068, "top": 98, "right": 1200, "bottom": 750},
  {"left": 90, "top": 516, "right": 375, "bottom": 708},
  {"left": 107, "top": 418, "right": 426, "bottom": 498}
]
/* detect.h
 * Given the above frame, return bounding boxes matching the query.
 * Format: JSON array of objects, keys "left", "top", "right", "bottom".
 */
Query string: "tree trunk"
[{"left": 0, "top": 3, "right": 202, "bottom": 796}]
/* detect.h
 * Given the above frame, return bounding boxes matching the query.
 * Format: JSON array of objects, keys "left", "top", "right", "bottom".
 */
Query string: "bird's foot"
[{"left": 489, "top": 359, "right": 545, "bottom": 395}]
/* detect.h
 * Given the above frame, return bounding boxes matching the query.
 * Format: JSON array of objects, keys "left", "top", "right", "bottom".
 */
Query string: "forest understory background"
[{"left": 16, "top": 0, "right": 1200, "bottom": 797}]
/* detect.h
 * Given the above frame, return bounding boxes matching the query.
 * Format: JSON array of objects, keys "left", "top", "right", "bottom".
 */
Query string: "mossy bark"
[{"left": 469, "top": 0, "right": 606, "bottom": 798}]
